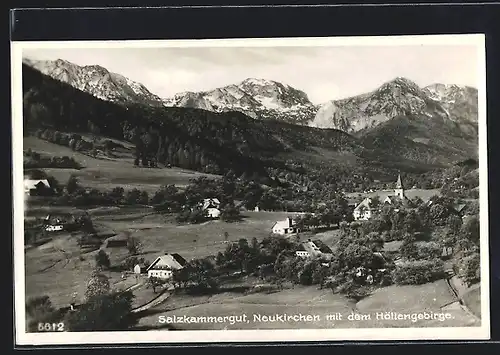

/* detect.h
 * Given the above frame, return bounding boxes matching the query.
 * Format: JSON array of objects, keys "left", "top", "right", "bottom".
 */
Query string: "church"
[{"left": 352, "top": 174, "right": 408, "bottom": 221}]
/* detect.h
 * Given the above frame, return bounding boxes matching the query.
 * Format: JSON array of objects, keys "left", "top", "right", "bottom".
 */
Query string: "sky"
[{"left": 23, "top": 44, "right": 480, "bottom": 104}]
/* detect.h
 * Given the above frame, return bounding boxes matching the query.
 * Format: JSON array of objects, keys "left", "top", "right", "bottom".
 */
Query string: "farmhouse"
[
  {"left": 24, "top": 179, "right": 53, "bottom": 196},
  {"left": 295, "top": 239, "right": 333, "bottom": 259},
  {"left": 146, "top": 253, "right": 188, "bottom": 279},
  {"left": 272, "top": 217, "right": 299, "bottom": 235},
  {"left": 201, "top": 198, "right": 221, "bottom": 218},
  {"left": 44, "top": 225, "right": 63, "bottom": 232},
  {"left": 353, "top": 197, "right": 375, "bottom": 221}
]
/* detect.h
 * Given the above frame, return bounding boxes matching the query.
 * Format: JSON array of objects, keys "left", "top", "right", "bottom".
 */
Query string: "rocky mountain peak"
[
  {"left": 22, "top": 57, "right": 164, "bottom": 107},
  {"left": 163, "top": 77, "right": 317, "bottom": 124}
]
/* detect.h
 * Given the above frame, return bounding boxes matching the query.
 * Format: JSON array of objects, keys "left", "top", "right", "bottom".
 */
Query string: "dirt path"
[
  {"left": 36, "top": 245, "right": 72, "bottom": 273},
  {"left": 443, "top": 265, "right": 481, "bottom": 323},
  {"left": 132, "top": 286, "right": 174, "bottom": 313}
]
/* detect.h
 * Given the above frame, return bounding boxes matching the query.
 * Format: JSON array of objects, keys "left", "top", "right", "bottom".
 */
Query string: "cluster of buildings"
[{"left": 352, "top": 174, "right": 411, "bottom": 221}]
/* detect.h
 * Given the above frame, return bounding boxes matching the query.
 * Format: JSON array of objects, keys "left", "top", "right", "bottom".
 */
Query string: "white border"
[{"left": 11, "top": 34, "right": 490, "bottom": 345}]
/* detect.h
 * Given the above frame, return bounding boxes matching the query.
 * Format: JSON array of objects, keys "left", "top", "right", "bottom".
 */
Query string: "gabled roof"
[
  {"left": 296, "top": 244, "right": 307, "bottom": 251},
  {"left": 312, "top": 240, "right": 333, "bottom": 254},
  {"left": 202, "top": 198, "right": 221, "bottom": 210},
  {"left": 170, "top": 253, "right": 188, "bottom": 266},
  {"left": 24, "top": 179, "right": 50, "bottom": 190},
  {"left": 146, "top": 253, "right": 188, "bottom": 272},
  {"left": 354, "top": 197, "right": 372, "bottom": 211},
  {"left": 384, "top": 196, "right": 399, "bottom": 203},
  {"left": 452, "top": 203, "right": 467, "bottom": 213}
]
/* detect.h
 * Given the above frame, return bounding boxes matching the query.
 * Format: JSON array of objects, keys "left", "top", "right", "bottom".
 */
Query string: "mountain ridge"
[
  {"left": 22, "top": 57, "right": 478, "bottom": 134},
  {"left": 163, "top": 77, "right": 319, "bottom": 125},
  {"left": 310, "top": 77, "right": 478, "bottom": 133},
  {"left": 22, "top": 57, "right": 165, "bottom": 107}
]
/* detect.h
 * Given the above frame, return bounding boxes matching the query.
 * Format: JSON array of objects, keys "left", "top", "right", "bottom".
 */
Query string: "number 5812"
[{"left": 37, "top": 322, "right": 65, "bottom": 332}]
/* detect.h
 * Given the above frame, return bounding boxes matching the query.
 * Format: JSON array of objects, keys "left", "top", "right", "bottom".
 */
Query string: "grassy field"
[
  {"left": 93, "top": 210, "right": 302, "bottom": 262},
  {"left": 24, "top": 234, "right": 137, "bottom": 309},
  {"left": 24, "top": 206, "right": 307, "bottom": 309},
  {"left": 136, "top": 279, "right": 479, "bottom": 330},
  {"left": 24, "top": 136, "right": 220, "bottom": 193},
  {"left": 462, "top": 285, "right": 481, "bottom": 319}
]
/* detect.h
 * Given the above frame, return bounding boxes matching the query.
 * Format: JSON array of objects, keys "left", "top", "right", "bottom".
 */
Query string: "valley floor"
[{"left": 24, "top": 205, "right": 480, "bottom": 330}]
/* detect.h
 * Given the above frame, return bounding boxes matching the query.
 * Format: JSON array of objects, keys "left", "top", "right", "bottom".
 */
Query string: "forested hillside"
[{"left": 22, "top": 64, "right": 477, "bottom": 192}]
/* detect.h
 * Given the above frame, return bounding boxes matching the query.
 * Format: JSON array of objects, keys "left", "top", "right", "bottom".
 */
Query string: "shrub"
[
  {"left": 416, "top": 241, "right": 442, "bottom": 260},
  {"left": 379, "top": 272, "right": 393, "bottom": 287},
  {"left": 26, "top": 296, "right": 62, "bottom": 332},
  {"left": 95, "top": 250, "right": 111, "bottom": 270},
  {"left": 337, "top": 279, "right": 371, "bottom": 301},
  {"left": 454, "top": 252, "right": 480, "bottom": 287},
  {"left": 392, "top": 259, "right": 445, "bottom": 285}
]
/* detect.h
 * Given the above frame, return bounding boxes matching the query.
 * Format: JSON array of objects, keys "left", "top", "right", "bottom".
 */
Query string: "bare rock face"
[
  {"left": 423, "top": 83, "right": 478, "bottom": 123},
  {"left": 164, "top": 78, "right": 319, "bottom": 125},
  {"left": 309, "top": 77, "right": 465, "bottom": 133},
  {"left": 22, "top": 57, "right": 165, "bottom": 107}
]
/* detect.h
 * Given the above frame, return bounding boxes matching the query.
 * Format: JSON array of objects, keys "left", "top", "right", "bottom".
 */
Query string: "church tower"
[{"left": 394, "top": 173, "right": 405, "bottom": 199}]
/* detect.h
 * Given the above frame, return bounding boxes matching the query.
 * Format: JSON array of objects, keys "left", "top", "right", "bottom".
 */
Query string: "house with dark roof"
[
  {"left": 24, "top": 179, "right": 53, "bottom": 196},
  {"left": 146, "top": 253, "right": 188, "bottom": 279}
]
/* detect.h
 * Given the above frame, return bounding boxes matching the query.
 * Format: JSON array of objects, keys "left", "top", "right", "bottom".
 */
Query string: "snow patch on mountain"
[
  {"left": 163, "top": 78, "right": 319, "bottom": 124},
  {"left": 22, "top": 57, "right": 165, "bottom": 107},
  {"left": 309, "top": 77, "right": 477, "bottom": 133}
]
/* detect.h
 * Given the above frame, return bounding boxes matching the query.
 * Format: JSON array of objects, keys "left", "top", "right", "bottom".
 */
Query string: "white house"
[
  {"left": 353, "top": 197, "right": 374, "bottom": 221},
  {"left": 44, "top": 225, "right": 63, "bottom": 232},
  {"left": 206, "top": 207, "right": 221, "bottom": 218},
  {"left": 295, "top": 239, "right": 333, "bottom": 259},
  {"left": 272, "top": 217, "right": 299, "bottom": 235},
  {"left": 200, "top": 198, "right": 221, "bottom": 219},
  {"left": 24, "top": 179, "right": 51, "bottom": 195},
  {"left": 295, "top": 249, "right": 310, "bottom": 258},
  {"left": 146, "top": 253, "right": 188, "bottom": 280}
]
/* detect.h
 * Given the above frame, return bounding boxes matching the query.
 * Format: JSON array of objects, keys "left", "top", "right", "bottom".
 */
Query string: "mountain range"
[
  {"left": 21, "top": 57, "right": 479, "bottom": 176},
  {"left": 23, "top": 57, "right": 478, "bottom": 133}
]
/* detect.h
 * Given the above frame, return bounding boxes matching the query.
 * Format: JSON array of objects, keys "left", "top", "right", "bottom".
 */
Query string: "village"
[{"left": 23, "top": 165, "right": 481, "bottom": 331}]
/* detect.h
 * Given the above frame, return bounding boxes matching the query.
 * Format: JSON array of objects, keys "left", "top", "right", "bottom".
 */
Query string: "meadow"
[
  {"left": 136, "top": 279, "right": 479, "bottom": 330},
  {"left": 24, "top": 136, "right": 220, "bottom": 193}
]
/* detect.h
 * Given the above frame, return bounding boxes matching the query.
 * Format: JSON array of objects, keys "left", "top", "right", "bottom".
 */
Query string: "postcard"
[{"left": 12, "top": 34, "right": 490, "bottom": 345}]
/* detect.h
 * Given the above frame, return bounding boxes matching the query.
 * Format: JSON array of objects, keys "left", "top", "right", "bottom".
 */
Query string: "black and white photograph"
[{"left": 12, "top": 35, "right": 490, "bottom": 344}]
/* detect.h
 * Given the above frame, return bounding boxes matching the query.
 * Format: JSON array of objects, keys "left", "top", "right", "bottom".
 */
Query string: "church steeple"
[
  {"left": 395, "top": 173, "right": 405, "bottom": 199},
  {"left": 396, "top": 174, "right": 403, "bottom": 189}
]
